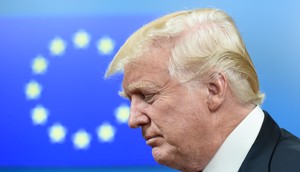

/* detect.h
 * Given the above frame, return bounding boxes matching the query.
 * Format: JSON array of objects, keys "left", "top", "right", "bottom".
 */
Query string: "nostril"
[{"left": 128, "top": 111, "right": 150, "bottom": 129}]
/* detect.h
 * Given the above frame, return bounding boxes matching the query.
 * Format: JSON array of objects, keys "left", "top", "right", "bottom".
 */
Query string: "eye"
[{"left": 143, "top": 94, "right": 156, "bottom": 104}]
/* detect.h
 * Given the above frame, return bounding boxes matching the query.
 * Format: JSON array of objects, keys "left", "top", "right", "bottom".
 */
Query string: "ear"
[{"left": 207, "top": 73, "right": 227, "bottom": 112}]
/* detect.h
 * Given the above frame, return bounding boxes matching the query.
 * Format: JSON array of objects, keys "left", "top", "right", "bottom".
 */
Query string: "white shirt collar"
[{"left": 203, "top": 106, "right": 265, "bottom": 172}]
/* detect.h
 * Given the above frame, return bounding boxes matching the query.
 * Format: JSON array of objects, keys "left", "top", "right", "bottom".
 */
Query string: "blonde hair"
[{"left": 106, "top": 8, "right": 265, "bottom": 105}]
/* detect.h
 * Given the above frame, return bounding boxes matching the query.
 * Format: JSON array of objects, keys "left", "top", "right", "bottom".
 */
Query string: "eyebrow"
[{"left": 119, "top": 81, "right": 159, "bottom": 99}]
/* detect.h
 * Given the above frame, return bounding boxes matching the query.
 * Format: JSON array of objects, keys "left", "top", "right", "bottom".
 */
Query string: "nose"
[{"left": 128, "top": 96, "right": 150, "bottom": 128}]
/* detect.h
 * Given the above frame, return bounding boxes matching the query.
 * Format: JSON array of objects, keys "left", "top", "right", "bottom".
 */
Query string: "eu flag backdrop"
[
  {"left": 0, "top": 16, "right": 159, "bottom": 166},
  {"left": 1, "top": 1, "right": 300, "bottom": 170}
]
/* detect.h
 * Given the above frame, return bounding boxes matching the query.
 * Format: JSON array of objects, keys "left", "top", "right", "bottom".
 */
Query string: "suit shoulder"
[
  {"left": 271, "top": 129, "right": 300, "bottom": 171},
  {"left": 278, "top": 129, "right": 300, "bottom": 151}
]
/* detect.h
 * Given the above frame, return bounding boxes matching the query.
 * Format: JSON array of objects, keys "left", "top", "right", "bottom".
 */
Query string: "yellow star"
[
  {"left": 49, "top": 37, "right": 66, "bottom": 56},
  {"left": 97, "top": 37, "right": 115, "bottom": 55},
  {"left": 73, "top": 30, "right": 90, "bottom": 49},
  {"left": 48, "top": 123, "right": 67, "bottom": 143},
  {"left": 32, "top": 55, "right": 48, "bottom": 74},
  {"left": 96, "top": 122, "right": 116, "bottom": 142},
  {"left": 115, "top": 104, "right": 130, "bottom": 124},
  {"left": 72, "top": 130, "right": 91, "bottom": 149},
  {"left": 31, "top": 105, "right": 49, "bottom": 125},
  {"left": 25, "top": 80, "right": 42, "bottom": 100}
]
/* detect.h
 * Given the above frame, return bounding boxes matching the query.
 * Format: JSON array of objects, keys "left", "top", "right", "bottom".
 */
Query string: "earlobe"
[{"left": 207, "top": 73, "right": 227, "bottom": 112}]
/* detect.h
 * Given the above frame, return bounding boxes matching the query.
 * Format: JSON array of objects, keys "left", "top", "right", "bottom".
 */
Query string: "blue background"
[{"left": 0, "top": 0, "right": 300, "bottom": 171}]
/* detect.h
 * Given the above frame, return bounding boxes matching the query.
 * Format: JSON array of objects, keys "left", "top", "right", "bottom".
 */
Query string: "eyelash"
[
  {"left": 124, "top": 91, "right": 156, "bottom": 104},
  {"left": 143, "top": 94, "right": 155, "bottom": 103}
]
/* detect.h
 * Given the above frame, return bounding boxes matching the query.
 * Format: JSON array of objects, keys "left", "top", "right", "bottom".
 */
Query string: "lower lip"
[{"left": 146, "top": 137, "right": 162, "bottom": 147}]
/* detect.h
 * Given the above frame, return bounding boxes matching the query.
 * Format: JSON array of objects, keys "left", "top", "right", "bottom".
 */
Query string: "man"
[{"left": 105, "top": 8, "right": 300, "bottom": 172}]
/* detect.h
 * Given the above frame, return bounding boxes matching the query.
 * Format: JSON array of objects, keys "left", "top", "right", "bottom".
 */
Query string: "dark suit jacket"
[{"left": 239, "top": 111, "right": 300, "bottom": 172}]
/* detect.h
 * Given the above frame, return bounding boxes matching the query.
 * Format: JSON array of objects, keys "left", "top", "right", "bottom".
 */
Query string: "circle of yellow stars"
[{"left": 24, "top": 29, "right": 129, "bottom": 150}]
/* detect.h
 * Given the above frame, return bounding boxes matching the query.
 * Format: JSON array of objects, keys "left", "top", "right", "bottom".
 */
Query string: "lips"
[
  {"left": 144, "top": 134, "right": 162, "bottom": 147},
  {"left": 142, "top": 127, "right": 163, "bottom": 147}
]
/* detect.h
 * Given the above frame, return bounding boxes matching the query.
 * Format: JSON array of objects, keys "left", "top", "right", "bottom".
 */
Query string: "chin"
[
  {"left": 152, "top": 146, "right": 203, "bottom": 172},
  {"left": 152, "top": 145, "right": 177, "bottom": 166}
]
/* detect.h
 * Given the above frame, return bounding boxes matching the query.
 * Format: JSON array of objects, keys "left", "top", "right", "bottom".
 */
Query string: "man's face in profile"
[{"left": 121, "top": 46, "right": 220, "bottom": 171}]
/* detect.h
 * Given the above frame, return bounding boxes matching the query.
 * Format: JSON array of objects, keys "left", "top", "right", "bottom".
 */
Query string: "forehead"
[{"left": 122, "top": 46, "right": 171, "bottom": 90}]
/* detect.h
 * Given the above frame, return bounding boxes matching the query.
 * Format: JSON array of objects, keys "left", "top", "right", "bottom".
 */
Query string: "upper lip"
[
  {"left": 142, "top": 127, "right": 162, "bottom": 141},
  {"left": 144, "top": 134, "right": 162, "bottom": 141}
]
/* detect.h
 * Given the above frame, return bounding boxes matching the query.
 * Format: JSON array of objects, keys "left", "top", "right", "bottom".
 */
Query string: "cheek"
[
  {"left": 149, "top": 90, "right": 210, "bottom": 136},
  {"left": 158, "top": 100, "right": 210, "bottom": 142}
]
